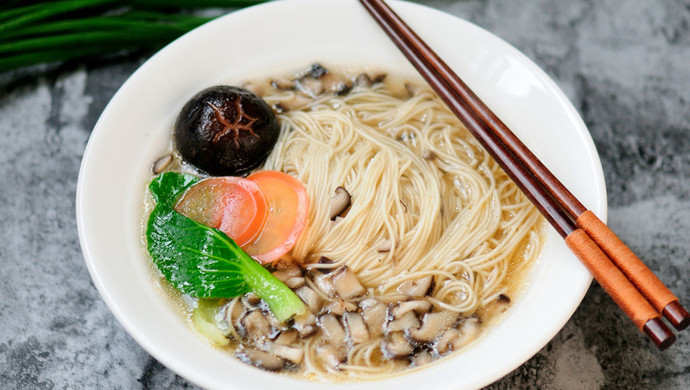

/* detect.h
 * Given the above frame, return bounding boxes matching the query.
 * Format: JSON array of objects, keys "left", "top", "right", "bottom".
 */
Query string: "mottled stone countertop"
[{"left": 1, "top": 1, "right": 689, "bottom": 389}]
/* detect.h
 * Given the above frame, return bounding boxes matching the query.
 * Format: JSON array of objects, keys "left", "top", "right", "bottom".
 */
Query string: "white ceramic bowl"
[{"left": 76, "top": 1, "right": 607, "bottom": 389}]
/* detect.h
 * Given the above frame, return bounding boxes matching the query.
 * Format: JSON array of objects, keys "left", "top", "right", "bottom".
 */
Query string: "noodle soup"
[{"left": 146, "top": 64, "right": 544, "bottom": 381}]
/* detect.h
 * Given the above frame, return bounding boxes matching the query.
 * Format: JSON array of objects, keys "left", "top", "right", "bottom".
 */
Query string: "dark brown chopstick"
[
  {"left": 360, "top": 0, "right": 689, "bottom": 349},
  {"left": 360, "top": 0, "right": 690, "bottom": 334}
]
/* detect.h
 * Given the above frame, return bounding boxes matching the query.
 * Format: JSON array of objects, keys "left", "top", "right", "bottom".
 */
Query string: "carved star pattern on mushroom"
[
  {"left": 174, "top": 85, "right": 280, "bottom": 176},
  {"left": 207, "top": 98, "right": 261, "bottom": 146}
]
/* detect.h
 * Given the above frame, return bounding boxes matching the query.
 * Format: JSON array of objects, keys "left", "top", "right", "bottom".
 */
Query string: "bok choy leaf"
[{"left": 146, "top": 171, "right": 306, "bottom": 322}]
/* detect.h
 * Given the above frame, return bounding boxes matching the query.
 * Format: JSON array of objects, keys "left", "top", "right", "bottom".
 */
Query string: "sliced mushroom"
[
  {"left": 272, "top": 264, "right": 302, "bottom": 282},
  {"left": 360, "top": 298, "right": 387, "bottom": 338},
  {"left": 224, "top": 299, "right": 247, "bottom": 329},
  {"left": 383, "top": 332, "right": 413, "bottom": 359},
  {"left": 297, "top": 77, "right": 323, "bottom": 97},
  {"left": 387, "top": 311, "right": 420, "bottom": 333},
  {"left": 371, "top": 73, "right": 386, "bottom": 84},
  {"left": 354, "top": 72, "right": 386, "bottom": 87},
  {"left": 412, "top": 350, "right": 433, "bottom": 367},
  {"left": 329, "top": 186, "right": 351, "bottom": 220},
  {"left": 376, "top": 239, "right": 395, "bottom": 253},
  {"left": 343, "top": 312, "right": 369, "bottom": 344},
  {"left": 295, "top": 286, "right": 324, "bottom": 313},
  {"left": 410, "top": 311, "right": 459, "bottom": 343},
  {"left": 273, "top": 94, "right": 312, "bottom": 113},
  {"left": 497, "top": 294, "right": 511, "bottom": 304},
  {"left": 318, "top": 313, "right": 346, "bottom": 346},
  {"left": 243, "top": 293, "right": 262, "bottom": 306},
  {"left": 383, "top": 74, "right": 411, "bottom": 99},
  {"left": 488, "top": 293, "right": 512, "bottom": 315},
  {"left": 405, "top": 82, "right": 424, "bottom": 96},
  {"left": 240, "top": 310, "right": 271, "bottom": 341},
  {"left": 316, "top": 343, "right": 345, "bottom": 369},
  {"left": 422, "top": 150, "right": 438, "bottom": 161},
  {"left": 240, "top": 80, "right": 270, "bottom": 96},
  {"left": 274, "top": 329, "right": 299, "bottom": 346},
  {"left": 270, "top": 78, "right": 296, "bottom": 90},
  {"left": 267, "top": 342, "right": 304, "bottom": 364},
  {"left": 152, "top": 154, "right": 173, "bottom": 174},
  {"left": 312, "top": 272, "right": 337, "bottom": 297},
  {"left": 314, "top": 256, "right": 336, "bottom": 274},
  {"left": 375, "top": 293, "right": 412, "bottom": 304},
  {"left": 323, "top": 298, "right": 358, "bottom": 316},
  {"left": 264, "top": 310, "right": 287, "bottom": 335},
  {"left": 331, "top": 266, "right": 366, "bottom": 300},
  {"left": 318, "top": 256, "right": 334, "bottom": 265},
  {"left": 397, "top": 276, "right": 434, "bottom": 297},
  {"left": 293, "top": 312, "right": 317, "bottom": 337},
  {"left": 272, "top": 254, "right": 297, "bottom": 268},
  {"left": 435, "top": 328, "right": 460, "bottom": 355},
  {"left": 284, "top": 276, "right": 306, "bottom": 289},
  {"left": 451, "top": 317, "right": 480, "bottom": 350},
  {"left": 354, "top": 73, "right": 373, "bottom": 88},
  {"left": 320, "top": 72, "right": 352, "bottom": 95},
  {"left": 238, "top": 347, "right": 285, "bottom": 371},
  {"left": 391, "top": 300, "right": 432, "bottom": 319},
  {"left": 305, "top": 63, "right": 328, "bottom": 78}
]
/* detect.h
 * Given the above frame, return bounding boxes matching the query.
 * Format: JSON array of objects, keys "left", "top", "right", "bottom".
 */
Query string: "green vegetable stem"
[
  {"left": 0, "top": 0, "right": 267, "bottom": 74},
  {"left": 146, "top": 171, "right": 306, "bottom": 323}
]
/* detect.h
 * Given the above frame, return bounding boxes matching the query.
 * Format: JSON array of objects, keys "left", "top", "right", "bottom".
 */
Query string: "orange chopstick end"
[
  {"left": 565, "top": 229, "right": 674, "bottom": 349},
  {"left": 576, "top": 210, "right": 678, "bottom": 310},
  {"left": 577, "top": 210, "right": 689, "bottom": 330}
]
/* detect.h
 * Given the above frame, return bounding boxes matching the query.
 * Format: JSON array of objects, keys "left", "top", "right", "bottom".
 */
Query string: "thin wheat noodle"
[{"left": 252, "top": 81, "right": 542, "bottom": 379}]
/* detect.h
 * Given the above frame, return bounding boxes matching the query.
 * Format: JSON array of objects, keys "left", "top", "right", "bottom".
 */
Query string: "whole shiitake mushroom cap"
[{"left": 174, "top": 85, "right": 280, "bottom": 176}]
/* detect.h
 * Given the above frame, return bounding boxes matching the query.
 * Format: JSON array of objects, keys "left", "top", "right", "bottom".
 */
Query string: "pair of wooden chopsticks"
[{"left": 359, "top": 0, "right": 690, "bottom": 349}]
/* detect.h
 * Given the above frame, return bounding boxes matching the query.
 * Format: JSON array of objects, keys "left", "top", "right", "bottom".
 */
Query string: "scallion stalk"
[
  {"left": 0, "top": 0, "right": 267, "bottom": 74},
  {"left": 0, "top": 0, "right": 118, "bottom": 33}
]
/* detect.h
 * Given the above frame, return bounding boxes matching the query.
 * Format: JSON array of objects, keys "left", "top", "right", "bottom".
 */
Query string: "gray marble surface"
[{"left": 1, "top": 0, "right": 689, "bottom": 389}]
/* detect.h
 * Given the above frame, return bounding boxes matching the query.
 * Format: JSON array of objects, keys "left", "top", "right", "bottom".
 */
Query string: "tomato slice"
[
  {"left": 175, "top": 177, "right": 268, "bottom": 247},
  {"left": 244, "top": 171, "right": 309, "bottom": 264}
]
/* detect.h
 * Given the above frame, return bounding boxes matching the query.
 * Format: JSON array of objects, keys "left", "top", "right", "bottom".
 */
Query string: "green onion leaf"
[{"left": 0, "top": 0, "right": 267, "bottom": 74}]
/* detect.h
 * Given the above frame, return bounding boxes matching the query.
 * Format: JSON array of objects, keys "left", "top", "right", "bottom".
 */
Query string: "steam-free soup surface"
[{"left": 147, "top": 64, "right": 544, "bottom": 381}]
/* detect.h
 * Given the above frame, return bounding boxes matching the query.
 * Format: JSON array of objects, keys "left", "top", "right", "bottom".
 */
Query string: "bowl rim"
[{"left": 76, "top": 1, "right": 607, "bottom": 389}]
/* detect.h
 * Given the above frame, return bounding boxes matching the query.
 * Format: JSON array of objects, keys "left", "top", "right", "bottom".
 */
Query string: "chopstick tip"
[
  {"left": 662, "top": 301, "right": 690, "bottom": 331},
  {"left": 643, "top": 318, "right": 676, "bottom": 350}
]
